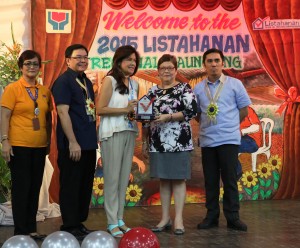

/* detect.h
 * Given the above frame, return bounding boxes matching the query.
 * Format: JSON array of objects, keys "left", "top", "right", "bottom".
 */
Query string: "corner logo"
[
  {"left": 253, "top": 16, "right": 300, "bottom": 30},
  {"left": 46, "top": 9, "right": 72, "bottom": 33}
]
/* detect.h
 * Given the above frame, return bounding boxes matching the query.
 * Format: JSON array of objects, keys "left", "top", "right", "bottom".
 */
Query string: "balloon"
[
  {"left": 2, "top": 235, "right": 38, "bottom": 248},
  {"left": 41, "top": 231, "right": 80, "bottom": 248},
  {"left": 81, "top": 231, "right": 118, "bottom": 248},
  {"left": 119, "top": 227, "right": 160, "bottom": 248}
]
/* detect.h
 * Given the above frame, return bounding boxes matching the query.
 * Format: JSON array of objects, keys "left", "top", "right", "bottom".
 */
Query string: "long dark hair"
[{"left": 107, "top": 45, "right": 140, "bottom": 95}]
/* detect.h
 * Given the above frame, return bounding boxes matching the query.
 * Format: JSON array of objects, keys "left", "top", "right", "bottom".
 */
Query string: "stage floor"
[{"left": 1, "top": 199, "right": 299, "bottom": 247}]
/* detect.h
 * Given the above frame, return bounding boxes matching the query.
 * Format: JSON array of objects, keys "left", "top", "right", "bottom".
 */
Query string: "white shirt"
[{"left": 98, "top": 76, "right": 138, "bottom": 141}]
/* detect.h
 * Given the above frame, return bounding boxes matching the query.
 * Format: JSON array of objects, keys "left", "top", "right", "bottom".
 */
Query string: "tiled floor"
[{"left": 1, "top": 199, "right": 300, "bottom": 247}]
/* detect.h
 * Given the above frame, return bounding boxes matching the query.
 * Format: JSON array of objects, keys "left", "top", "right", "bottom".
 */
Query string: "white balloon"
[
  {"left": 2, "top": 235, "right": 38, "bottom": 248},
  {"left": 81, "top": 231, "right": 118, "bottom": 248},
  {"left": 41, "top": 231, "right": 80, "bottom": 248}
]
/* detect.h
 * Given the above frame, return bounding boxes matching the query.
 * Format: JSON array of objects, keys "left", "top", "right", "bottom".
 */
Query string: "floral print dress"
[{"left": 145, "top": 82, "right": 197, "bottom": 152}]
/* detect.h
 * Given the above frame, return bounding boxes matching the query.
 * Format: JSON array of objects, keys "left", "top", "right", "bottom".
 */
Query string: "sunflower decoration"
[
  {"left": 219, "top": 187, "right": 224, "bottom": 201},
  {"left": 86, "top": 98, "right": 96, "bottom": 120},
  {"left": 126, "top": 184, "right": 142, "bottom": 203},
  {"left": 241, "top": 171, "right": 258, "bottom": 188},
  {"left": 93, "top": 177, "right": 104, "bottom": 196},
  {"left": 268, "top": 155, "right": 282, "bottom": 171},
  {"left": 257, "top": 163, "right": 272, "bottom": 179},
  {"left": 237, "top": 181, "right": 243, "bottom": 192},
  {"left": 206, "top": 102, "right": 219, "bottom": 121}
]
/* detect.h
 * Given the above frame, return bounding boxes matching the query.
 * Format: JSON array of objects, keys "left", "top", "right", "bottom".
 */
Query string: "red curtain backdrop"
[
  {"left": 31, "top": 0, "right": 103, "bottom": 203},
  {"left": 243, "top": 0, "right": 300, "bottom": 199}
]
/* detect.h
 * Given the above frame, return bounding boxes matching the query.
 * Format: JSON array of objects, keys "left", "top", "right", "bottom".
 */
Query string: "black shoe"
[
  {"left": 151, "top": 220, "right": 172, "bottom": 232},
  {"left": 227, "top": 219, "right": 247, "bottom": 232},
  {"left": 174, "top": 228, "right": 185, "bottom": 235},
  {"left": 61, "top": 227, "right": 86, "bottom": 241},
  {"left": 79, "top": 223, "right": 95, "bottom": 234},
  {"left": 197, "top": 218, "right": 219, "bottom": 229},
  {"left": 29, "top": 233, "right": 47, "bottom": 241}
]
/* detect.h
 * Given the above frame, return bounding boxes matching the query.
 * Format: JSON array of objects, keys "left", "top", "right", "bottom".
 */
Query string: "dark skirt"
[{"left": 149, "top": 151, "right": 191, "bottom": 180}]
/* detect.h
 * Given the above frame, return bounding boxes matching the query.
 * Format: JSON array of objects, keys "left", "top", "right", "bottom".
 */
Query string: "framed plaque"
[{"left": 136, "top": 95, "right": 156, "bottom": 121}]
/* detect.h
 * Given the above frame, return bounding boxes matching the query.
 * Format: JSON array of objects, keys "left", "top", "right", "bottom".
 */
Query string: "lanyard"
[
  {"left": 25, "top": 87, "right": 39, "bottom": 116},
  {"left": 25, "top": 87, "right": 38, "bottom": 102},
  {"left": 205, "top": 80, "right": 224, "bottom": 104},
  {"left": 76, "top": 77, "right": 90, "bottom": 99},
  {"left": 128, "top": 79, "right": 134, "bottom": 100}
]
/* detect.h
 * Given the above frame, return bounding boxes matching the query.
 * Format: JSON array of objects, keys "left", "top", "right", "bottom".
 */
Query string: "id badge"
[{"left": 32, "top": 117, "right": 40, "bottom": 131}]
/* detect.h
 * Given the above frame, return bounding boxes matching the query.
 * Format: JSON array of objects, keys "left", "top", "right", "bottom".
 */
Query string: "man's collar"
[
  {"left": 206, "top": 73, "right": 226, "bottom": 84},
  {"left": 67, "top": 67, "right": 87, "bottom": 79}
]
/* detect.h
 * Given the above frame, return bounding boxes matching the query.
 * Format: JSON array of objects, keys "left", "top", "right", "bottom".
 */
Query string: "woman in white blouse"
[{"left": 97, "top": 45, "right": 140, "bottom": 238}]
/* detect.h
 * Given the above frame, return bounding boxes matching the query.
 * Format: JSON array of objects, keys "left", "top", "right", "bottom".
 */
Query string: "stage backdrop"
[{"left": 1, "top": 0, "right": 299, "bottom": 207}]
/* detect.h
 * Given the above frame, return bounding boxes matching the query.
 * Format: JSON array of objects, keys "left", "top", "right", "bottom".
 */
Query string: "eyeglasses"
[
  {"left": 23, "top": 62, "right": 40, "bottom": 68},
  {"left": 70, "top": 56, "right": 90, "bottom": 61},
  {"left": 158, "top": 67, "right": 175, "bottom": 72}
]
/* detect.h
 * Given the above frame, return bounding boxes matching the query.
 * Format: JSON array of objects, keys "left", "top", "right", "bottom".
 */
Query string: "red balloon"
[{"left": 119, "top": 227, "right": 160, "bottom": 248}]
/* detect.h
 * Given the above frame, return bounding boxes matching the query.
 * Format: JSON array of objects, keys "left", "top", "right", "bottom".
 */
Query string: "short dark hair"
[
  {"left": 203, "top": 48, "right": 225, "bottom": 64},
  {"left": 18, "top": 50, "right": 41, "bottom": 69},
  {"left": 65, "top": 44, "right": 88, "bottom": 58},
  {"left": 157, "top": 54, "right": 177, "bottom": 70}
]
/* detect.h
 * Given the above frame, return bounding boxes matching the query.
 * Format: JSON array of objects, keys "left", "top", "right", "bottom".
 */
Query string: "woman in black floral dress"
[{"left": 142, "top": 54, "right": 197, "bottom": 235}]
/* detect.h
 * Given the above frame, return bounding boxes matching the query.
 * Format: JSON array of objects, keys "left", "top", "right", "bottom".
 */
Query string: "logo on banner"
[
  {"left": 46, "top": 9, "right": 72, "bottom": 33},
  {"left": 253, "top": 16, "right": 300, "bottom": 30}
]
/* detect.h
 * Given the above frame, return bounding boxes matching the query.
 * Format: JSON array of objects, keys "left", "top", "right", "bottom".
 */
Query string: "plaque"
[{"left": 136, "top": 95, "right": 156, "bottom": 121}]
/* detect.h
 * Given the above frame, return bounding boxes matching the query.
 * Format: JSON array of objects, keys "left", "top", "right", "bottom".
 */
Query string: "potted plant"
[
  {"left": 0, "top": 24, "right": 22, "bottom": 89},
  {"left": 0, "top": 24, "right": 19, "bottom": 203}
]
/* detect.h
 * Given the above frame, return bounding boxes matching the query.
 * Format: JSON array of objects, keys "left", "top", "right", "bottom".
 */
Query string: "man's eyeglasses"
[
  {"left": 23, "top": 62, "right": 40, "bottom": 68},
  {"left": 159, "top": 67, "right": 175, "bottom": 72},
  {"left": 70, "top": 56, "right": 90, "bottom": 62}
]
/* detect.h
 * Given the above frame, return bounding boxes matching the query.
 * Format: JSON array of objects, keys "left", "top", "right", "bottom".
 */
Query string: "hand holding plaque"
[{"left": 136, "top": 95, "right": 156, "bottom": 121}]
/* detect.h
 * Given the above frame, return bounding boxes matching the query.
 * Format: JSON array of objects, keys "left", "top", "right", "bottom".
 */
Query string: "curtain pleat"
[{"left": 243, "top": 0, "right": 300, "bottom": 199}]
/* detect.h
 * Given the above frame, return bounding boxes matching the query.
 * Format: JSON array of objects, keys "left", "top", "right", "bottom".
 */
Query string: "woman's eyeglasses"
[
  {"left": 158, "top": 67, "right": 175, "bottom": 72},
  {"left": 23, "top": 62, "right": 40, "bottom": 68}
]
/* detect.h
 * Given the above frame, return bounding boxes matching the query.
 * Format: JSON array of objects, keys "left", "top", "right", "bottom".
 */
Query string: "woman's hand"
[
  {"left": 1, "top": 140, "right": 13, "bottom": 162},
  {"left": 126, "top": 99, "right": 138, "bottom": 113},
  {"left": 153, "top": 114, "right": 171, "bottom": 123}
]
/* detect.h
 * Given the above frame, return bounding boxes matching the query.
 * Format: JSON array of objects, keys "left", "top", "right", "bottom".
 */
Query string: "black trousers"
[
  {"left": 58, "top": 149, "right": 96, "bottom": 229},
  {"left": 201, "top": 144, "right": 240, "bottom": 222},
  {"left": 9, "top": 146, "right": 46, "bottom": 235}
]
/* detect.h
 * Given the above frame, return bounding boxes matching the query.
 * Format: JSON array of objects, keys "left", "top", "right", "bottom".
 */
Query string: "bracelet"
[
  {"left": 1, "top": 136, "right": 9, "bottom": 143},
  {"left": 170, "top": 113, "right": 173, "bottom": 122},
  {"left": 142, "top": 141, "right": 148, "bottom": 144}
]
